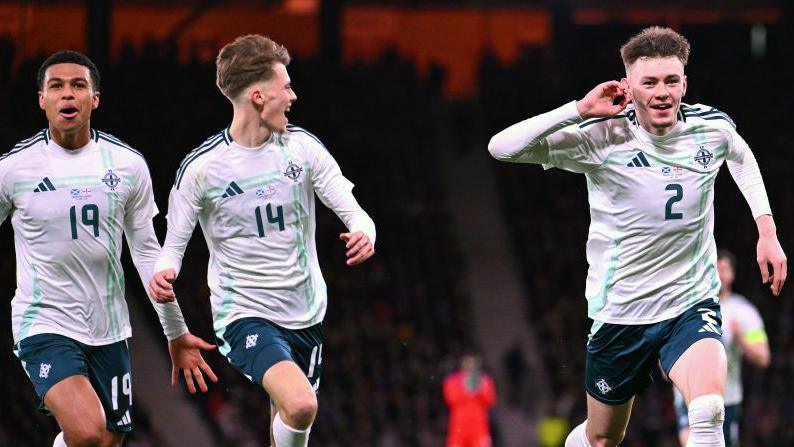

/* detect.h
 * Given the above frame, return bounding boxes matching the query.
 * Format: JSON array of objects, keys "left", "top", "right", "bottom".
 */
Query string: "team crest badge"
[
  {"left": 694, "top": 145, "right": 714, "bottom": 168},
  {"left": 283, "top": 161, "right": 303, "bottom": 183},
  {"left": 102, "top": 170, "right": 121, "bottom": 191},
  {"left": 595, "top": 378, "right": 612, "bottom": 395}
]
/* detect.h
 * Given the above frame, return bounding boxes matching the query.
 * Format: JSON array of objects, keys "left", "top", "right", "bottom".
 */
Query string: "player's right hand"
[
  {"left": 149, "top": 268, "right": 177, "bottom": 303},
  {"left": 576, "top": 80, "right": 629, "bottom": 119}
]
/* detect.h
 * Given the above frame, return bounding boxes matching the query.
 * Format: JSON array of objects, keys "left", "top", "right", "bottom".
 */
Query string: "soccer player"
[
  {"left": 2, "top": 51, "right": 217, "bottom": 447},
  {"left": 673, "top": 249, "right": 770, "bottom": 447},
  {"left": 487, "top": 27, "right": 786, "bottom": 447},
  {"left": 444, "top": 354, "right": 496, "bottom": 447},
  {"left": 148, "top": 35, "right": 376, "bottom": 447}
]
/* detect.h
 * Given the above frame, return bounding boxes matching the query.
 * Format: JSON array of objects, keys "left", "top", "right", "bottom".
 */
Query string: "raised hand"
[
  {"left": 168, "top": 333, "right": 218, "bottom": 394},
  {"left": 149, "top": 268, "right": 177, "bottom": 303},
  {"left": 576, "top": 80, "right": 630, "bottom": 120},
  {"left": 340, "top": 231, "right": 374, "bottom": 266}
]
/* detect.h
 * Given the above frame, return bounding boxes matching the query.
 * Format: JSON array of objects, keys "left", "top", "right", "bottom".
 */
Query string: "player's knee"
[
  {"left": 65, "top": 424, "right": 106, "bottom": 447},
  {"left": 281, "top": 393, "right": 318, "bottom": 429},
  {"left": 688, "top": 394, "right": 725, "bottom": 431}
]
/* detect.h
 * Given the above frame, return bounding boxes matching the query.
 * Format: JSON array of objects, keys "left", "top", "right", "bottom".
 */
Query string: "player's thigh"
[
  {"left": 262, "top": 360, "right": 316, "bottom": 413},
  {"left": 82, "top": 339, "right": 134, "bottom": 437},
  {"left": 45, "top": 375, "right": 108, "bottom": 438},
  {"left": 664, "top": 301, "right": 727, "bottom": 403},
  {"left": 585, "top": 393, "right": 634, "bottom": 444}
]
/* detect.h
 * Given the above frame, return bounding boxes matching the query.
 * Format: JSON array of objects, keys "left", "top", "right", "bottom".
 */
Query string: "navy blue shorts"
[
  {"left": 14, "top": 333, "right": 133, "bottom": 432},
  {"left": 217, "top": 317, "right": 323, "bottom": 390},
  {"left": 675, "top": 392, "right": 740, "bottom": 447},
  {"left": 585, "top": 299, "right": 723, "bottom": 405}
]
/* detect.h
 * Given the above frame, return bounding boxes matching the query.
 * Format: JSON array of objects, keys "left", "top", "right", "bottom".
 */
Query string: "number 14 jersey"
[{"left": 156, "top": 126, "right": 376, "bottom": 336}]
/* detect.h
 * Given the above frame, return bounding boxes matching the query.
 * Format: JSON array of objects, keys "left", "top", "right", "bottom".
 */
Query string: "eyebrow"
[
  {"left": 47, "top": 77, "right": 89, "bottom": 84},
  {"left": 641, "top": 74, "right": 681, "bottom": 80}
]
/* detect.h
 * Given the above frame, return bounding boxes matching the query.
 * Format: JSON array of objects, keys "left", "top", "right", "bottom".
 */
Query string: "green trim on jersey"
[
  {"left": 213, "top": 272, "right": 236, "bottom": 357},
  {"left": 588, "top": 239, "right": 622, "bottom": 317},
  {"left": 202, "top": 171, "right": 282, "bottom": 200},
  {"left": 17, "top": 264, "right": 43, "bottom": 341},
  {"left": 99, "top": 144, "right": 122, "bottom": 338},
  {"left": 588, "top": 320, "right": 605, "bottom": 342}
]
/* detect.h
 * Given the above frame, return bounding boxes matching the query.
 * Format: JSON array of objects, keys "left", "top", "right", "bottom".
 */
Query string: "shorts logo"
[
  {"left": 595, "top": 378, "right": 612, "bottom": 395},
  {"left": 697, "top": 308, "right": 721, "bottom": 334},
  {"left": 694, "top": 146, "right": 714, "bottom": 168},
  {"left": 39, "top": 363, "right": 51, "bottom": 379},
  {"left": 245, "top": 333, "right": 258, "bottom": 349}
]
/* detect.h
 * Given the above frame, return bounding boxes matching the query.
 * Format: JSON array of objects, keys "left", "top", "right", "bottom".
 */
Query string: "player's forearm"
[
  {"left": 155, "top": 188, "right": 200, "bottom": 276},
  {"left": 756, "top": 214, "right": 777, "bottom": 238},
  {"left": 487, "top": 100, "right": 581, "bottom": 162},
  {"left": 727, "top": 149, "right": 772, "bottom": 219},
  {"left": 742, "top": 339, "right": 771, "bottom": 368},
  {"left": 126, "top": 223, "right": 189, "bottom": 340},
  {"left": 319, "top": 178, "right": 377, "bottom": 244}
]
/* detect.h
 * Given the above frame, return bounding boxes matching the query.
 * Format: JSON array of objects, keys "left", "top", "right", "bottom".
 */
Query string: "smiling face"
[
  {"left": 624, "top": 56, "right": 687, "bottom": 136},
  {"left": 252, "top": 63, "right": 297, "bottom": 133},
  {"left": 38, "top": 63, "right": 99, "bottom": 139}
]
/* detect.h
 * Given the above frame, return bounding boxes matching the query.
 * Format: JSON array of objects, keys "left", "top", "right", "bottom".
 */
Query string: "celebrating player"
[
  {"left": 488, "top": 26, "right": 786, "bottom": 447},
  {"left": 1, "top": 51, "right": 216, "bottom": 447},
  {"left": 148, "top": 35, "right": 376, "bottom": 447}
]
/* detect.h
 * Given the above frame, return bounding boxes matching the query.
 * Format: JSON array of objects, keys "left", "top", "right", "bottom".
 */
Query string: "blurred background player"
[
  {"left": 1, "top": 50, "right": 216, "bottom": 447},
  {"left": 674, "top": 249, "right": 771, "bottom": 447},
  {"left": 148, "top": 35, "right": 376, "bottom": 447},
  {"left": 444, "top": 353, "right": 497, "bottom": 447},
  {"left": 488, "top": 26, "right": 786, "bottom": 447}
]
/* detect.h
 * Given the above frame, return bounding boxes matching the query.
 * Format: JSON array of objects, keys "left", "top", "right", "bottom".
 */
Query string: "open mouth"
[
  {"left": 59, "top": 106, "right": 79, "bottom": 119},
  {"left": 650, "top": 104, "right": 673, "bottom": 111}
]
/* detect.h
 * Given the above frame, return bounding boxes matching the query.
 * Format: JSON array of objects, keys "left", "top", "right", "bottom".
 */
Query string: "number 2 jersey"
[
  {"left": 488, "top": 102, "right": 772, "bottom": 324},
  {"left": 1, "top": 129, "right": 187, "bottom": 346},
  {"left": 156, "top": 125, "right": 376, "bottom": 338}
]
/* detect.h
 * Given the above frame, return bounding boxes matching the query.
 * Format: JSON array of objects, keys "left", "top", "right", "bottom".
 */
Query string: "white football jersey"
[
  {"left": 1, "top": 129, "right": 186, "bottom": 346},
  {"left": 490, "top": 102, "right": 771, "bottom": 324},
  {"left": 722, "top": 293, "right": 766, "bottom": 405},
  {"left": 157, "top": 125, "right": 376, "bottom": 340}
]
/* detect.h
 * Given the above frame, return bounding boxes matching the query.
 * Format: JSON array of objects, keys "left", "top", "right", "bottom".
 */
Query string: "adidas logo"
[
  {"left": 33, "top": 177, "right": 56, "bottom": 192},
  {"left": 116, "top": 410, "right": 132, "bottom": 426},
  {"left": 221, "top": 181, "right": 244, "bottom": 198},
  {"left": 626, "top": 152, "right": 651, "bottom": 168}
]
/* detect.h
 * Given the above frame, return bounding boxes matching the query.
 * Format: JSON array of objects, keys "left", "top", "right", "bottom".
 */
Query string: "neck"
[
  {"left": 719, "top": 288, "right": 731, "bottom": 300},
  {"left": 50, "top": 124, "right": 91, "bottom": 150},
  {"left": 229, "top": 107, "right": 272, "bottom": 148}
]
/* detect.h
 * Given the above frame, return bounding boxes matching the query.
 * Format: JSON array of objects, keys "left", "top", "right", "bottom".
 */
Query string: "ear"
[
  {"left": 250, "top": 87, "right": 266, "bottom": 106},
  {"left": 681, "top": 74, "right": 687, "bottom": 97},
  {"left": 620, "top": 78, "right": 633, "bottom": 102},
  {"left": 92, "top": 91, "right": 100, "bottom": 110},
  {"left": 38, "top": 90, "right": 45, "bottom": 110}
]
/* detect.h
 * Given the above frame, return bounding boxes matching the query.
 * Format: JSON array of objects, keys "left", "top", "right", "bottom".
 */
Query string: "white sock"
[
  {"left": 53, "top": 432, "right": 67, "bottom": 447},
  {"left": 272, "top": 412, "right": 311, "bottom": 447},
  {"left": 565, "top": 421, "right": 591, "bottom": 447},
  {"left": 686, "top": 394, "right": 725, "bottom": 447}
]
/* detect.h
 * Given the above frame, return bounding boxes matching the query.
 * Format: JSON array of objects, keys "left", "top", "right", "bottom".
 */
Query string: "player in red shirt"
[{"left": 444, "top": 354, "right": 497, "bottom": 447}]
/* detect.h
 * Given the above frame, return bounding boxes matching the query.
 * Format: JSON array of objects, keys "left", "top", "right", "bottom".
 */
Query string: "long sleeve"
[
  {"left": 487, "top": 100, "right": 583, "bottom": 163},
  {"left": 310, "top": 143, "right": 376, "bottom": 244},
  {"left": 725, "top": 130, "right": 772, "bottom": 219},
  {"left": 125, "top": 223, "right": 188, "bottom": 340},
  {"left": 155, "top": 184, "right": 202, "bottom": 276},
  {"left": 124, "top": 162, "right": 188, "bottom": 340}
]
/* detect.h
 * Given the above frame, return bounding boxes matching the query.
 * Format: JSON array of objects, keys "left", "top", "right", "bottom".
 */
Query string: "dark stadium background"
[{"left": 1, "top": 1, "right": 792, "bottom": 446}]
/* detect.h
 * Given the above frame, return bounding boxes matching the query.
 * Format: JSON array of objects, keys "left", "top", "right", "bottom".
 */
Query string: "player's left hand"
[
  {"left": 168, "top": 333, "right": 218, "bottom": 394},
  {"left": 757, "top": 234, "right": 787, "bottom": 296},
  {"left": 340, "top": 231, "right": 374, "bottom": 266}
]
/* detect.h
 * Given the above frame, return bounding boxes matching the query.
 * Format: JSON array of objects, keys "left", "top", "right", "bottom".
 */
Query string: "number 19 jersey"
[{"left": 0, "top": 129, "right": 159, "bottom": 345}]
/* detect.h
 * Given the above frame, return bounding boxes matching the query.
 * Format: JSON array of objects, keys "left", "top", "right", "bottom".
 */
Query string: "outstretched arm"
[{"left": 488, "top": 81, "right": 628, "bottom": 163}]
